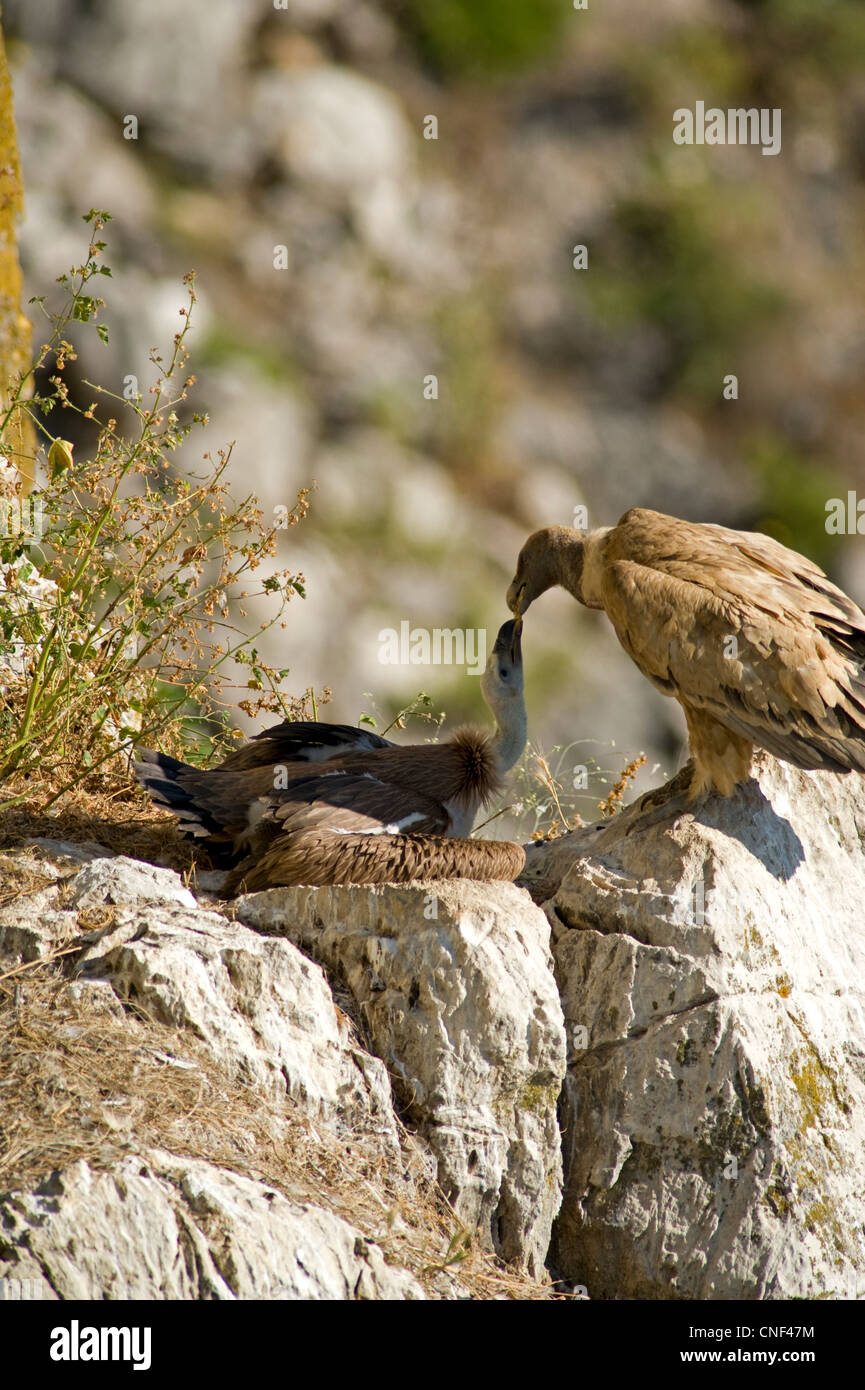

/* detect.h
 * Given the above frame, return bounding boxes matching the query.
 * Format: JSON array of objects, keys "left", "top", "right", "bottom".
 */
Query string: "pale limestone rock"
[
  {"left": 24, "top": 838, "right": 112, "bottom": 869},
  {"left": 0, "top": 903, "right": 80, "bottom": 964},
  {"left": 0, "top": 841, "right": 101, "bottom": 962},
  {"left": 252, "top": 66, "right": 416, "bottom": 261},
  {"left": 79, "top": 903, "right": 396, "bottom": 1141},
  {"left": 5, "top": 0, "right": 265, "bottom": 178},
  {"left": 11, "top": 748, "right": 865, "bottom": 1299},
  {"left": 545, "top": 754, "right": 865, "bottom": 1300},
  {"left": 235, "top": 879, "right": 566, "bottom": 1276},
  {"left": 0, "top": 556, "right": 61, "bottom": 686},
  {"left": 0, "top": 1153, "right": 423, "bottom": 1300},
  {"left": 65, "top": 856, "right": 198, "bottom": 911},
  {"left": 0, "top": 841, "right": 196, "bottom": 964},
  {"left": 255, "top": 65, "right": 410, "bottom": 198},
  {"left": 519, "top": 821, "right": 608, "bottom": 904}
]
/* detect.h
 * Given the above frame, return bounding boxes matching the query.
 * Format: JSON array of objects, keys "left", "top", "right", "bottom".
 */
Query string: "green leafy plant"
[
  {"left": 357, "top": 689, "right": 447, "bottom": 738},
  {"left": 0, "top": 211, "right": 319, "bottom": 809}
]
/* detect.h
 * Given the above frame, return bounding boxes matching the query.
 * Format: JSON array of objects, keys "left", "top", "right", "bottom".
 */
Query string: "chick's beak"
[
  {"left": 509, "top": 616, "right": 523, "bottom": 664},
  {"left": 492, "top": 617, "right": 523, "bottom": 666}
]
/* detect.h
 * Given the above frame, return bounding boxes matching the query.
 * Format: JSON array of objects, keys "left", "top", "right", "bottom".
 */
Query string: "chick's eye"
[{"left": 499, "top": 667, "right": 508, "bottom": 680}]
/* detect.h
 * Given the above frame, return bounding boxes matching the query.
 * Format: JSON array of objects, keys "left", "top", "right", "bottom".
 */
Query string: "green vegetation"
[
  {"left": 586, "top": 186, "right": 788, "bottom": 401},
  {"left": 430, "top": 292, "right": 504, "bottom": 476},
  {"left": 197, "top": 321, "right": 302, "bottom": 389},
  {"left": 626, "top": 23, "right": 749, "bottom": 110},
  {"left": 397, "top": 0, "right": 569, "bottom": 78},
  {"left": 764, "top": 0, "right": 865, "bottom": 75},
  {"left": 356, "top": 688, "right": 446, "bottom": 738},
  {"left": 0, "top": 213, "right": 317, "bottom": 809},
  {"left": 745, "top": 434, "right": 847, "bottom": 568}
]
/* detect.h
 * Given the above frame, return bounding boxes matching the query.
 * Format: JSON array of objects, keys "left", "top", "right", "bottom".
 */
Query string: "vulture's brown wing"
[
  {"left": 218, "top": 721, "right": 395, "bottom": 772},
  {"left": 259, "top": 770, "right": 451, "bottom": 839},
  {"left": 228, "top": 771, "right": 465, "bottom": 891},
  {"left": 228, "top": 832, "right": 525, "bottom": 893},
  {"left": 602, "top": 509, "right": 865, "bottom": 772},
  {"left": 136, "top": 736, "right": 488, "bottom": 848}
]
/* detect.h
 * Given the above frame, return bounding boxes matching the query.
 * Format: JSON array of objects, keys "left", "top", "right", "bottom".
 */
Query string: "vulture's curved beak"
[{"left": 506, "top": 578, "right": 526, "bottom": 617}]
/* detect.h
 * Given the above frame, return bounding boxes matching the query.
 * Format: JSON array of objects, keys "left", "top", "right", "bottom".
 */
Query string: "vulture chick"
[
  {"left": 507, "top": 506, "right": 865, "bottom": 799},
  {"left": 135, "top": 619, "right": 527, "bottom": 892}
]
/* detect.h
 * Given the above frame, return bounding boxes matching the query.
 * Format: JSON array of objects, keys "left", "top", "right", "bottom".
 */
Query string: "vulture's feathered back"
[{"left": 507, "top": 507, "right": 865, "bottom": 797}]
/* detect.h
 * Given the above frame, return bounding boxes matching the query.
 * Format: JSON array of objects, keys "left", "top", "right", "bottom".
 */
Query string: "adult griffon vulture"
[{"left": 507, "top": 507, "right": 865, "bottom": 799}]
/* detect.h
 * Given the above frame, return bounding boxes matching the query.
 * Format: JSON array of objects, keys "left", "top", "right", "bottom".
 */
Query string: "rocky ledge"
[{"left": 1, "top": 754, "right": 864, "bottom": 1299}]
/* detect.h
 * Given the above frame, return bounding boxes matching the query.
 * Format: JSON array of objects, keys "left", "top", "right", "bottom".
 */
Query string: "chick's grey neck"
[
  {"left": 481, "top": 673, "right": 527, "bottom": 772},
  {"left": 491, "top": 705, "right": 527, "bottom": 772}
]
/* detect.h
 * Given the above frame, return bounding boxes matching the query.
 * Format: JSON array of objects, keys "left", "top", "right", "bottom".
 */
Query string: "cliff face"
[
  {"left": 2, "top": 755, "right": 865, "bottom": 1299},
  {"left": 527, "top": 754, "right": 865, "bottom": 1299},
  {"left": 3, "top": 0, "right": 865, "bottom": 822},
  {"left": 0, "top": 844, "right": 565, "bottom": 1298}
]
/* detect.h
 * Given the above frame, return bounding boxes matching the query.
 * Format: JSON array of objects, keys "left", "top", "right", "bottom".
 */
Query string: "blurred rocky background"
[{"left": 4, "top": 0, "right": 865, "bottom": 820}]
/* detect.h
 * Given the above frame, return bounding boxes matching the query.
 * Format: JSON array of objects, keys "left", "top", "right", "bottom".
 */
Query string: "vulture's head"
[
  {"left": 480, "top": 618, "right": 527, "bottom": 771},
  {"left": 481, "top": 617, "right": 524, "bottom": 713},
  {"left": 507, "top": 526, "right": 584, "bottom": 615}
]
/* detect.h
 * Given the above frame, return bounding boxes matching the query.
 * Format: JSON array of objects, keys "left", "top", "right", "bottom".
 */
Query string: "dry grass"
[
  {"left": 0, "top": 767, "right": 203, "bottom": 877},
  {"left": 2, "top": 223, "right": 317, "bottom": 804},
  {"left": 598, "top": 752, "right": 647, "bottom": 818},
  {"left": 529, "top": 753, "right": 585, "bottom": 841}
]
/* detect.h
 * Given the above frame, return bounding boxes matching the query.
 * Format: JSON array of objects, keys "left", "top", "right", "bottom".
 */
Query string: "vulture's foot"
[{"left": 627, "top": 761, "right": 696, "bottom": 834}]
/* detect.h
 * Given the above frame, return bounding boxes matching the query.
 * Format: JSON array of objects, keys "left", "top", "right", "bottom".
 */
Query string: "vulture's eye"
[{"left": 499, "top": 667, "right": 509, "bottom": 680}]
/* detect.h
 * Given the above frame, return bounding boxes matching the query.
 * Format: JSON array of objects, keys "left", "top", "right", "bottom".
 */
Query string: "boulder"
[
  {"left": 0, "top": 1152, "right": 423, "bottom": 1300},
  {"left": 11, "top": 747, "right": 865, "bottom": 1301},
  {"left": 542, "top": 754, "right": 865, "bottom": 1300},
  {"left": 65, "top": 856, "right": 198, "bottom": 912},
  {"left": 235, "top": 879, "right": 566, "bottom": 1276},
  {"left": 4, "top": 0, "right": 266, "bottom": 178},
  {"left": 0, "top": 839, "right": 396, "bottom": 1141},
  {"left": 78, "top": 902, "right": 397, "bottom": 1141},
  {"left": 0, "top": 843, "right": 194, "bottom": 962},
  {"left": 0, "top": 839, "right": 109, "bottom": 962},
  {"left": 0, "top": 842, "right": 558, "bottom": 1297}
]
